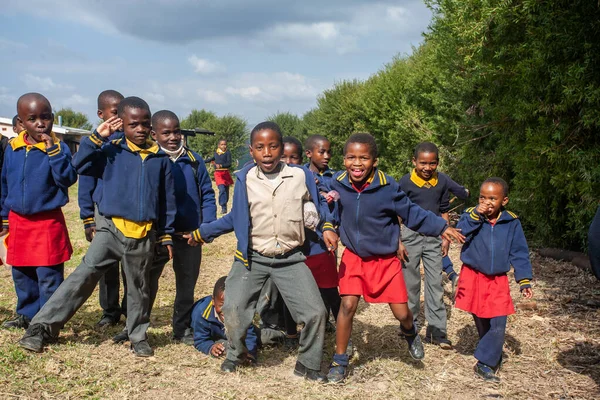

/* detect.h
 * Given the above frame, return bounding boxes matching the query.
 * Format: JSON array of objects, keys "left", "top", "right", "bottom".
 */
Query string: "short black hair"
[
  {"left": 250, "top": 121, "right": 283, "bottom": 144},
  {"left": 218, "top": 138, "right": 227, "bottom": 144},
  {"left": 213, "top": 276, "right": 227, "bottom": 298},
  {"left": 482, "top": 177, "right": 509, "bottom": 197},
  {"left": 413, "top": 142, "right": 439, "bottom": 160},
  {"left": 151, "top": 110, "right": 179, "bottom": 128},
  {"left": 12, "top": 114, "right": 18, "bottom": 128},
  {"left": 343, "top": 132, "right": 377, "bottom": 158},
  {"left": 97, "top": 90, "right": 124, "bottom": 109},
  {"left": 17, "top": 92, "right": 51, "bottom": 113},
  {"left": 283, "top": 136, "right": 303, "bottom": 156},
  {"left": 117, "top": 96, "right": 150, "bottom": 118},
  {"left": 305, "top": 134, "right": 329, "bottom": 152}
]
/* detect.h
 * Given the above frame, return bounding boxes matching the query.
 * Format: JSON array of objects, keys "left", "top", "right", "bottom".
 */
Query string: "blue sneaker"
[{"left": 327, "top": 362, "right": 347, "bottom": 384}]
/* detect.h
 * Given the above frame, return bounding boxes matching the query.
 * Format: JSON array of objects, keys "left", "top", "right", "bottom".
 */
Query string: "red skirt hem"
[
  {"left": 214, "top": 170, "right": 233, "bottom": 186},
  {"left": 338, "top": 249, "right": 408, "bottom": 303},
  {"left": 6, "top": 209, "right": 72, "bottom": 267},
  {"left": 455, "top": 264, "right": 515, "bottom": 318},
  {"left": 305, "top": 251, "right": 338, "bottom": 288}
]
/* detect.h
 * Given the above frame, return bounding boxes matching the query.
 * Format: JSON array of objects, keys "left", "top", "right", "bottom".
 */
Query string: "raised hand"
[{"left": 97, "top": 116, "right": 123, "bottom": 138}]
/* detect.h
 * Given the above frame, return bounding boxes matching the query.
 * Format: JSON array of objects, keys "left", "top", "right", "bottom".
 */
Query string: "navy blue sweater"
[
  {"left": 1, "top": 132, "right": 77, "bottom": 228},
  {"left": 205, "top": 150, "right": 232, "bottom": 170},
  {"left": 170, "top": 149, "right": 216, "bottom": 232},
  {"left": 199, "top": 162, "right": 336, "bottom": 268},
  {"left": 330, "top": 169, "right": 448, "bottom": 258},
  {"left": 78, "top": 131, "right": 124, "bottom": 228},
  {"left": 191, "top": 295, "right": 258, "bottom": 356},
  {"left": 457, "top": 207, "right": 532, "bottom": 285},
  {"left": 72, "top": 131, "right": 176, "bottom": 240},
  {"left": 399, "top": 170, "right": 457, "bottom": 216}
]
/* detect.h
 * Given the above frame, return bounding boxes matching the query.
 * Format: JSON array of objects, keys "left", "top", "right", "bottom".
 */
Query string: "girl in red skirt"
[
  {"left": 455, "top": 177, "right": 533, "bottom": 382},
  {"left": 325, "top": 133, "right": 465, "bottom": 383},
  {"left": 0, "top": 93, "right": 76, "bottom": 329},
  {"left": 205, "top": 139, "right": 233, "bottom": 214}
]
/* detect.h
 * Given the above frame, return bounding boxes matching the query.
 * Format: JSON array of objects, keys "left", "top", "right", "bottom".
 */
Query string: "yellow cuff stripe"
[
  {"left": 519, "top": 279, "right": 531, "bottom": 286},
  {"left": 158, "top": 234, "right": 172, "bottom": 243},
  {"left": 90, "top": 134, "right": 104, "bottom": 146},
  {"left": 47, "top": 147, "right": 61, "bottom": 156},
  {"left": 323, "top": 222, "right": 335, "bottom": 230},
  {"left": 469, "top": 211, "right": 480, "bottom": 221},
  {"left": 82, "top": 217, "right": 94, "bottom": 224},
  {"left": 234, "top": 250, "right": 248, "bottom": 266},
  {"left": 192, "top": 230, "right": 205, "bottom": 243}
]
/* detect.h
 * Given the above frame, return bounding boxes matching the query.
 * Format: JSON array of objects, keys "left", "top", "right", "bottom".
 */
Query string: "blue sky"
[{"left": 0, "top": 1, "right": 432, "bottom": 127}]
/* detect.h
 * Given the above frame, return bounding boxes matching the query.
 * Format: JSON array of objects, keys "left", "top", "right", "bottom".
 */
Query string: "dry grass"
[{"left": 1, "top": 184, "right": 599, "bottom": 399}]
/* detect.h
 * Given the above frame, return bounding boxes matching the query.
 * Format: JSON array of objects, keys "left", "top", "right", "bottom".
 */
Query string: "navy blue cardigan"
[
  {"left": 330, "top": 168, "right": 448, "bottom": 258},
  {"left": 1, "top": 132, "right": 77, "bottom": 228},
  {"left": 72, "top": 131, "right": 176, "bottom": 242}
]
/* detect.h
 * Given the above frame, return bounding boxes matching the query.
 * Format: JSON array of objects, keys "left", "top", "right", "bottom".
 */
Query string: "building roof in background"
[{"left": 0, "top": 116, "right": 91, "bottom": 139}]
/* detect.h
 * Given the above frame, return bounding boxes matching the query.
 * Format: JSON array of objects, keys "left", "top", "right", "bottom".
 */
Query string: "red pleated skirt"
[
  {"left": 338, "top": 249, "right": 408, "bottom": 303},
  {"left": 214, "top": 169, "right": 233, "bottom": 186},
  {"left": 7, "top": 209, "right": 72, "bottom": 267},
  {"left": 454, "top": 264, "right": 515, "bottom": 318},
  {"left": 305, "top": 251, "right": 338, "bottom": 289}
]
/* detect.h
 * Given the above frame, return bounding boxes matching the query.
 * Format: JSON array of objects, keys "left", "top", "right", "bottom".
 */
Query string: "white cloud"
[
  {"left": 21, "top": 74, "right": 74, "bottom": 91},
  {"left": 197, "top": 89, "right": 228, "bottom": 105},
  {"left": 0, "top": 37, "right": 27, "bottom": 50},
  {"left": 259, "top": 22, "right": 357, "bottom": 54},
  {"left": 225, "top": 86, "right": 263, "bottom": 101},
  {"left": 145, "top": 92, "right": 166, "bottom": 104},
  {"left": 225, "top": 72, "right": 319, "bottom": 103},
  {"left": 62, "top": 94, "right": 90, "bottom": 107},
  {"left": 188, "top": 55, "right": 222, "bottom": 74}
]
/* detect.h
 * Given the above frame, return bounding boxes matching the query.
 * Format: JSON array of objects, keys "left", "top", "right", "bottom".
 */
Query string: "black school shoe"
[
  {"left": 113, "top": 329, "right": 129, "bottom": 344},
  {"left": 131, "top": 340, "right": 154, "bottom": 357},
  {"left": 220, "top": 359, "right": 241, "bottom": 373},
  {"left": 2, "top": 314, "right": 31, "bottom": 329},
  {"left": 400, "top": 325, "right": 425, "bottom": 360},
  {"left": 474, "top": 362, "right": 500, "bottom": 383},
  {"left": 97, "top": 315, "right": 119, "bottom": 327},
  {"left": 327, "top": 362, "right": 348, "bottom": 384},
  {"left": 19, "top": 323, "right": 54, "bottom": 353},
  {"left": 423, "top": 335, "right": 453, "bottom": 350},
  {"left": 293, "top": 361, "right": 328, "bottom": 383}
]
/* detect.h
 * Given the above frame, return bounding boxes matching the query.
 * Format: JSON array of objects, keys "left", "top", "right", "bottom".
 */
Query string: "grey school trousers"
[
  {"left": 30, "top": 213, "right": 156, "bottom": 344},
  {"left": 402, "top": 226, "right": 448, "bottom": 338},
  {"left": 148, "top": 236, "right": 202, "bottom": 338},
  {"left": 223, "top": 251, "right": 327, "bottom": 370}
]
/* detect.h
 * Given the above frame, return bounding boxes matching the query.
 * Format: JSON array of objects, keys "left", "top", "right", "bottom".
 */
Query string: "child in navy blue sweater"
[
  {"left": 0, "top": 93, "right": 77, "bottom": 330},
  {"left": 326, "top": 133, "right": 464, "bottom": 384},
  {"left": 19, "top": 97, "right": 176, "bottom": 357},
  {"left": 205, "top": 139, "right": 233, "bottom": 214},
  {"left": 78, "top": 89, "right": 126, "bottom": 327},
  {"left": 455, "top": 177, "right": 533, "bottom": 382},
  {"left": 192, "top": 276, "right": 259, "bottom": 360}
]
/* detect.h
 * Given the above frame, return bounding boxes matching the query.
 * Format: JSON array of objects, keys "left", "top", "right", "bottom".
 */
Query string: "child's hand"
[
  {"left": 476, "top": 203, "right": 492, "bottom": 216},
  {"left": 397, "top": 242, "right": 409, "bottom": 262},
  {"left": 182, "top": 233, "right": 201, "bottom": 247},
  {"left": 165, "top": 244, "right": 173, "bottom": 259},
  {"left": 216, "top": 164, "right": 222, "bottom": 168},
  {"left": 0, "top": 228, "right": 7, "bottom": 237},
  {"left": 97, "top": 116, "right": 123, "bottom": 138},
  {"left": 325, "top": 190, "right": 340, "bottom": 204},
  {"left": 40, "top": 133, "right": 54, "bottom": 149},
  {"left": 323, "top": 230, "right": 339, "bottom": 252},
  {"left": 210, "top": 342, "right": 226, "bottom": 357},
  {"left": 521, "top": 287, "right": 533, "bottom": 299},
  {"left": 84, "top": 226, "right": 96, "bottom": 242},
  {"left": 441, "top": 238, "right": 450, "bottom": 257},
  {"left": 442, "top": 226, "right": 465, "bottom": 244}
]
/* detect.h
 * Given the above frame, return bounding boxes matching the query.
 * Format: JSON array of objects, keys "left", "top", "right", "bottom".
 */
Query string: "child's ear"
[
  {"left": 305, "top": 149, "right": 312, "bottom": 158},
  {"left": 411, "top": 157, "right": 417, "bottom": 167},
  {"left": 97, "top": 110, "right": 102, "bottom": 119},
  {"left": 374, "top": 158, "right": 379, "bottom": 168},
  {"left": 150, "top": 130, "right": 157, "bottom": 140},
  {"left": 502, "top": 197, "right": 509, "bottom": 207}
]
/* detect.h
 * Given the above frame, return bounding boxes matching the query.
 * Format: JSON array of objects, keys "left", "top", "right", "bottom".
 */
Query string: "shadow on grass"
[
  {"left": 557, "top": 341, "right": 600, "bottom": 388},
  {"left": 453, "top": 322, "right": 521, "bottom": 357}
]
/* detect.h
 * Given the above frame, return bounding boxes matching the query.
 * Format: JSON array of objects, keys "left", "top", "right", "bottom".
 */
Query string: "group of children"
[{"left": 0, "top": 91, "right": 534, "bottom": 385}]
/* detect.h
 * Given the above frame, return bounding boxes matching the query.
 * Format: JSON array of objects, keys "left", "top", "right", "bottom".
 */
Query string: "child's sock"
[
  {"left": 400, "top": 324, "right": 417, "bottom": 345},
  {"left": 332, "top": 353, "right": 349, "bottom": 367}
]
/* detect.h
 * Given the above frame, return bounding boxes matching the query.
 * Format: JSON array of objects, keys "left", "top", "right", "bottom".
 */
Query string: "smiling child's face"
[
  {"left": 412, "top": 151, "right": 438, "bottom": 181},
  {"left": 478, "top": 182, "right": 509, "bottom": 219},
  {"left": 151, "top": 117, "right": 182, "bottom": 151},
  {"left": 344, "top": 142, "right": 376, "bottom": 186}
]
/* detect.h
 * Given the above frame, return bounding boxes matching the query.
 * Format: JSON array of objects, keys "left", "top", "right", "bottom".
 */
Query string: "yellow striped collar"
[
  {"left": 10, "top": 131, "right": 60, "bottom": 152},
  {"left": 410, "top": 169, "right": 438, "bottom": 188},
  {"left": 125, "top": 139, "right": 159, "bottom": 159},
  {"left": 216, "top": 148, "right": 226, "bottom": 155}
]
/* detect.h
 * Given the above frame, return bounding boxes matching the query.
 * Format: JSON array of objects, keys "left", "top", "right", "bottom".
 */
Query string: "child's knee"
[{"left": 340, "top": 298, "right": 358, "bottom": 318}]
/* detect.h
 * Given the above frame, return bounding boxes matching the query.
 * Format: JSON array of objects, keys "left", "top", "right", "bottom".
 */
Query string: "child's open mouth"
[{"left": 350, "top": 169, "right": 364, "bottom": 178}]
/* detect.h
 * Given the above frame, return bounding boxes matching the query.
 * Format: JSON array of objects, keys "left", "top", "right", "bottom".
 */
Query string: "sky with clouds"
[{"left": 0, "top": 0, "right": 432, "bottom": 127}]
